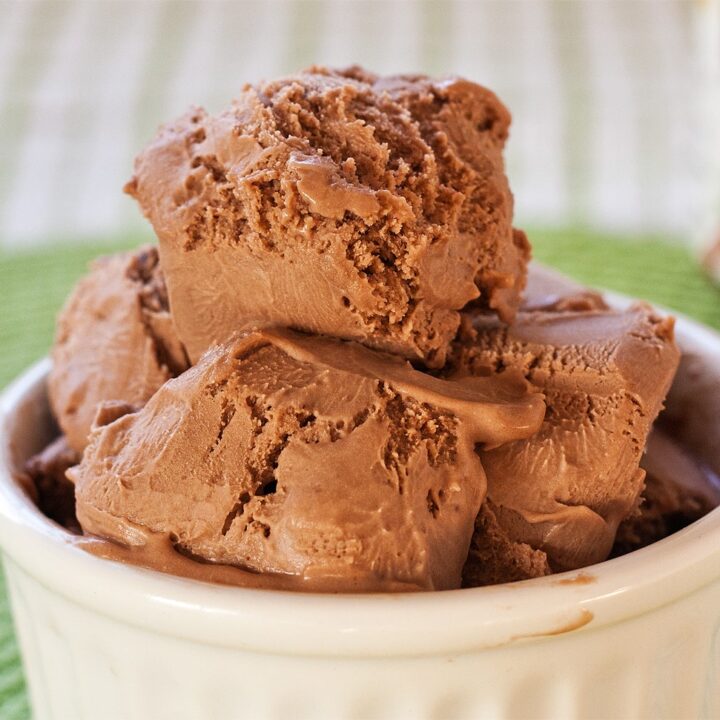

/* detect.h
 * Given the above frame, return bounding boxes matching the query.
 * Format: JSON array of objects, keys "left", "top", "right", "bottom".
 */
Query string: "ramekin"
[{"left": 1, "top": 304, "right": 719, "bottom": 720}]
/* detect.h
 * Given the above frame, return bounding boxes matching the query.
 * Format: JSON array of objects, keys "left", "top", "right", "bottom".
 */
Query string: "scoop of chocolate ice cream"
[
  {"left": 613, "top": 430, "right": 720, "bottom": 555},
  {"left": 23, "top": 436, "right": 80, "bottom": 533},
  {"left": 70, "top": 328, "right": 544, "bottom": 592},
  {"left": 126, "top": 66, "right": 526, "bottom": 368},
  {"left": 452, "top": 300, "right": 680, "bottom": 584},
  {"left": 48, "top": 247, "right": 189, "bottom": 452}
]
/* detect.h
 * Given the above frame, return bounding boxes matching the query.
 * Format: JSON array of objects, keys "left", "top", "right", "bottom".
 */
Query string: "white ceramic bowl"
[{"left": 1, "top": 308, "right": 719, "bottom": 720}]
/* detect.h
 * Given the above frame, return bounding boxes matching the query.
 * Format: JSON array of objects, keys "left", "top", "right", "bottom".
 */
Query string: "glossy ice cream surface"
[
  {"left": 48, "top": 247, "right": 188, "bottom": 452},
  {"left": 70, "top": 328, "right": 543, "bottom": 592},
  {"left": 453, "top": 299, "right": 680, "bottom": 585}
]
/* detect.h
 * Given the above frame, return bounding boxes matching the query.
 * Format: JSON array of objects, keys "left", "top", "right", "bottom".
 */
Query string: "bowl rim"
[{"left": 1, "top": 299, "right": 719, "bottom": 658}]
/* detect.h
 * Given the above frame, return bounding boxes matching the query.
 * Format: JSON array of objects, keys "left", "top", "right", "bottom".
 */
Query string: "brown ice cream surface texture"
[
  {"left": 48, "top": 247, "right": 189, "bottom": 453},
  {"left": 126, "top": 66, "right": 528, "bottom": 368},
  {"left": 613, "top": 429, "right": 720, "bottom": 555},
  {"left": 454, "top": 296, "right": 681, "bottom": 586},
  {"left": 69, "top": 328, "right": 544, "bottom": 592},
  {"left": 23, "top": 436, "right": 80, "bottom": 533}
]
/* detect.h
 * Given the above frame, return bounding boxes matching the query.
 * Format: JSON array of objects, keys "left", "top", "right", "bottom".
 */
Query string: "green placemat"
[{"left": 0, "top": 230, "right": 718, "bottom": 719}]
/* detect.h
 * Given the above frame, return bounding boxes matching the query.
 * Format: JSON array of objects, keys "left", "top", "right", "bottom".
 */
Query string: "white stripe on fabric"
[
  {"left": 693, "top": 0, "right": 720, "bottom": 254},
  {"left": 582, "top": 1, "right": 643, "bottom": 233},
  {"left": 165, "top": 0, "right": 225, "bottom": 118},
  {"left": 644, "top": 0, "right": 694, "bottom": 234},
  {"left": 318, "top": 0, "right": 364, "bottom": 69},
  {"left": 46, "top": 1, "right": 116, "bottom": 241},
  {"left": 512, "top": 0, "right": 567, "bottom": 226},
  {"left": 450, "top": 1, "right": 496, "bottom": 87},
  {"left": 72, "top": 1, "right": 164, "bottom": 239},
  {"left": 2, "top": 0, "right": 96, "bottom": 247},
  {"left": 375, "top": 0, "right": 421, "bottom": 74},
  {"left": 0, "top": 0, "right": 33, "bottom": 99},
  {"left": 224, "top": 0, "right": 294, "bottom": 87}
]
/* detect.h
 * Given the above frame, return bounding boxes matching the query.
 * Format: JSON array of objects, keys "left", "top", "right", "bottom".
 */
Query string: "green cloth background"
[{"left": 0, "top": 231, "right": 718, "bottom": 718}]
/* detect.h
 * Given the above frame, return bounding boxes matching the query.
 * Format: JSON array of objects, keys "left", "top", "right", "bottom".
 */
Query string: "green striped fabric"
[{"left": 0, "top": 231, "right": 719, "bottom": 718}]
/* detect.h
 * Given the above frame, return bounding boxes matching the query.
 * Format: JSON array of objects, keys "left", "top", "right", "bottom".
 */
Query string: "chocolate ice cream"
[
  {"left": 27, "top": 60, "right": 711, "bottom": 593},
  {"left": 23, "top": 436, "right": 80, "bottom": 533},
  {"left": 613, "top": 430, "right": 720, "bottom": 555},
  {"left": 126, "top": 66, "right": 527, "bottom": 368},
  {"left": 453, "top": 300, "right": 680, "bottom": 585},
  {"left": 70, "top": 328, "right": 544, "bottom": 592},
  {"left": 48, "top": 247, "right": 188, "bottom": 452}
]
